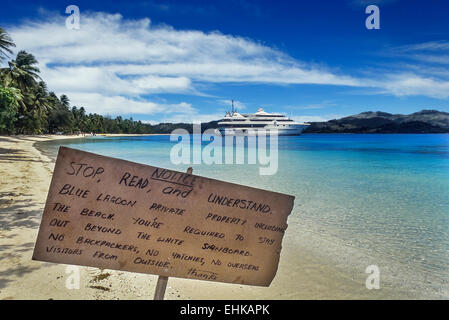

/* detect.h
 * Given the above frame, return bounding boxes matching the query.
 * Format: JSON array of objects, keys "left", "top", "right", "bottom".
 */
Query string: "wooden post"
[
  {"left": 153, "top": 166, "right": 193, "bottom": 300},
  {"left": 153, "top": 276, "right": 168, "bottom": 300}
]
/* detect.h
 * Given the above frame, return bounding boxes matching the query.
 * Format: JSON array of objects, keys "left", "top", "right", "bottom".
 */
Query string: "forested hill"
[
  {"left": 156, "top": 110, "right": 449, "bottom": 134},
  {"left": 304, "top": 110, "right": 449, "bottom": 133}
]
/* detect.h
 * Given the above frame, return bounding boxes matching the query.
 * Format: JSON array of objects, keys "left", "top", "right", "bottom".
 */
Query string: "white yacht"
[{"left": 216, "top": 105, "right": 309, "bottom": 136}]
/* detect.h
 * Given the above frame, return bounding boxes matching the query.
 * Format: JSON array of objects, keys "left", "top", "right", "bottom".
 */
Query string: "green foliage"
[
  {"left": 0, "top": 86, "right": 19, "bottom": 134},
  {"left": 0, "top": 27, "right": 15, "bottom": 62}
]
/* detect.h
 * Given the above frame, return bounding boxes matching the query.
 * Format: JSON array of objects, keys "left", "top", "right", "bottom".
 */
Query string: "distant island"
[
  {"left": 155, "top": 110, "right": 449, "bottom": 134},
  {"left": 100, "top": 110, "right": 449, "bottom": 134},
  {"left": 303, "top": 110, "right": 449, "bottom": 134}
]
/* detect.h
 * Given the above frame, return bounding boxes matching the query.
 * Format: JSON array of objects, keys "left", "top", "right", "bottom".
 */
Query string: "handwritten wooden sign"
[{"left": 33, "top": 147, "right": 294, "bottom": 286}]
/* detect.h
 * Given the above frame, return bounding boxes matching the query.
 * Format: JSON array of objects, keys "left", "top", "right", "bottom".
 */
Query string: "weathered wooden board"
[{"left": 33, "top": 147, "right": 294, "bottom": 286}]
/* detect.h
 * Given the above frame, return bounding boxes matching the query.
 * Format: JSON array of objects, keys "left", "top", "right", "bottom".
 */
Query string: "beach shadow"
[
  {"left": 0, "top": 243, "right": 35, "bottom": 262},
  {"left": 0, "top": 147, "right": 32, "bottom": 162},
  {"left": 0, "top": 265, "right": 41, "bottom": 290},
  {"left": 0, "top": 156, "right": 48, "bottom": 163},
  {"left": 0, "top": 198, "right": 43, "bottom": 230},
  {"left": 0, "top": 137, "right": 18, "bottom": 144},
  {"left": 0, "top": 136, "right": 51, "bottom": 291},
  {"left": 13, "top": 136, "right": 56, "bottom": 142},
  {"left": 0, "top": 240, "right": 40, "bottom": 290},
  {"left": 0, "top": 147, "right": 20, "bottom": 155},
  {"left": 0, "top": 278, "right": 13, "bottom": 290},
  {"left": 0, "top": 150, "right": 50, "bottom": 163},
  {"left": 0, "top": 149, "right": 34, "bottom": 163},
  {"left": 0, "top": 242, "right": 40, "bottom": 291}
]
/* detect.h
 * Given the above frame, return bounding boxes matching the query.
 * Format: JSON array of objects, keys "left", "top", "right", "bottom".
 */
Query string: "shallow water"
[{"left": 37, "top": 134, "right": 449, "bottom": 298}]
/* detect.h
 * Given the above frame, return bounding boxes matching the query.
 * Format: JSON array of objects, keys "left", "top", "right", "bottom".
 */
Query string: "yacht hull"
[{"left": 216, "top": 125, "right": 308, "bottom": 136}]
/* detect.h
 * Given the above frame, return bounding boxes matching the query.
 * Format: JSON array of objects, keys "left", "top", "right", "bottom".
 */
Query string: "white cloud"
[
  {"left": 293, "top": 114, "right": 345, "bottom": 123},
  {"left": 349, "top": 0, "right": 399, "bottom": 7},
  {"left": 159, "top": 112, "right": 223, "bottom": 124},
  {"left": 385, "top": 41, "right": 449, "bottom": 69},
  {"left": 218, "top": 99, "right": 246, "bottom": 110},
  {"left": 67, "top": 92, "right": 196, "bottom": 115},
  {"left": 394, "top": 41, "right": 449, "bottom": 53},
  {"left": 381, "top": 74, "right": 449, "bottom": 99},
  {"left": 410, "top": 54, "right": 449, "bottom": 65},
  {"left": 141, "top": 120, "right": 159, "bottom": 125},
  {"left": 372, "top": 40, "right": 449, "bottom": 98},
  {"left": 285, "top": 101, "right": 335, "bottom": 110},
  {"left": 7, "top": 10, "right": 449, "bottom": 121},
  {"left": 8, "top": 11, "right": 361, "bottom": 118}
]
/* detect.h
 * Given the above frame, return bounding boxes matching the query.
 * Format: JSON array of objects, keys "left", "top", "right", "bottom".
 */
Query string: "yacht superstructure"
[{"left": 217, "top": 104, "right": 309, "bottom": 135}]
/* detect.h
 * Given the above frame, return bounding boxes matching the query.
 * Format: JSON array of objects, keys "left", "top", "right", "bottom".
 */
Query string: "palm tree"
[
  {"left": 0, "top": 27, "right": 15, "bottom": 62},
  {"left": 29, "top": 81, "right": 51, "bottom": 114},
  {"left": 6, "top": 86, "right": 25, "bottom": 108},
  {"left": 60, "top": 94, "right": 70, "bottom": 108},
  {"left": 1, "top": 51, "right": 41, "bottom": 91},
  {"left": 0, "top": 52, "right": 49, "bottom": 134},
  {"left": 71, "top": 106, "right": 89, "bottom": 133}
]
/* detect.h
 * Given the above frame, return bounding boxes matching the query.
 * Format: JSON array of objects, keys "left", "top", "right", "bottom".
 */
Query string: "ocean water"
[{"left": 38, "top": 134, "right": 449, "bottom": 298}]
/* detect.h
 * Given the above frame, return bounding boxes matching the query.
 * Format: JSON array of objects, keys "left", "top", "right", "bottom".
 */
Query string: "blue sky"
[{"left": 1, "top": 0, "right": 449, "bottom": 123}]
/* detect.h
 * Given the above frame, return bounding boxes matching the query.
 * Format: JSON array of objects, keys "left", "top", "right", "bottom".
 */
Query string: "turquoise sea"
[{"left": 38, "top": 134, "right": 449, "bottom": 298}]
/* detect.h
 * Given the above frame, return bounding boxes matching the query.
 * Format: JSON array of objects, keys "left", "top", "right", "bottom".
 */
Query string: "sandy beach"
[{"left": 0, "top": 135, "right": 416, "bottom": 300}]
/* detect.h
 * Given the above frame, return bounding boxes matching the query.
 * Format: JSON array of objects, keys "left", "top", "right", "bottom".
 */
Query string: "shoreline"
[{"left": 0, "top": 135, "right": 443, "bottom": 299}]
